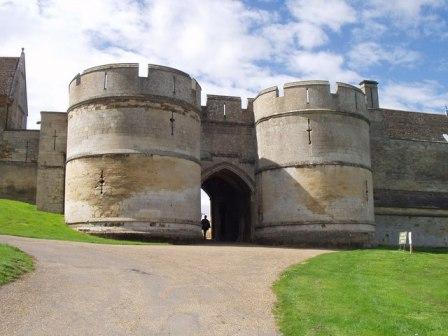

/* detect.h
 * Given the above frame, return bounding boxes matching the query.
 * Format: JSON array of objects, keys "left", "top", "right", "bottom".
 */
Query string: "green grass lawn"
[
  {"left": 274, "top": 249, "right": 448, "bottom": 336},
  {"left": 0, "top": 244, "right": 34, "bottom": 285},
  {"left": 0, "top": 199, "right": 149, "bottom": 244}
]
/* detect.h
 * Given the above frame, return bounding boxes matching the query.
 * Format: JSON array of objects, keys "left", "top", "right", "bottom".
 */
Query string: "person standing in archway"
[{"left": 201, "top": 215, "right": 211, "bottom": 240}]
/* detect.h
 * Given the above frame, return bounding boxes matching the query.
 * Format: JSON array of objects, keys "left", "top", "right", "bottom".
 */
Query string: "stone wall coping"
[
  {"left": 69, "top": 63, "right": 201, "bottom": 108},
  {"left": 206, "top": 94, "right": 242, "bottom": 101},
  {"left": 283, "top": 80, "right": 329, "bottom": 88},
  {"left": 2, "top": 129, "right": 40, "bottom": 133},
  {"left": 40, "top": 111, "right": 67, "bottom": 115},
  {"left": 255, "top": 86, "right": 278, "bottom": 99},
  {"left": 70, "top": 63, "right": 195, "bottom": 86}
]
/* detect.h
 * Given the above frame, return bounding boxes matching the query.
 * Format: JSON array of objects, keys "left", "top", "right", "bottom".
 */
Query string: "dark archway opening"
[{"left": 201, "top": 169, "right": 252, "bottom": 242}]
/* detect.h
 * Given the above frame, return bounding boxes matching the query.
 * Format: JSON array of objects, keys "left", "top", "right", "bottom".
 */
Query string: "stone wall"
[
  {"left": 0, "top": 129, "right": 39, "bottom": 202},
  {"left": 200, "top": 95, "right": 256, "bottom": 182},
  {"left": 36, "top": 112, "right": 67, "bottom": 213},
  {"left": 0, "top": 104, "right": 7, "bottom": 131},
  {"left": 370, "top": 108, "right": 448, "bottom": 247}
]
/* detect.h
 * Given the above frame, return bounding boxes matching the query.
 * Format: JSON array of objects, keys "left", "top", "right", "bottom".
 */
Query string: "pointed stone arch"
[
  {"left": 201, "top": 163, "right": 255, "bottom": 242},
  {"left": 201, "top": 162, "right": 255, "bottom": 192}
]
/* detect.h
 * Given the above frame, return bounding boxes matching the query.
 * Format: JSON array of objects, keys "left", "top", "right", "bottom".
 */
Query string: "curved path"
[{"left": 0, "top": 235, "right": 328, "bottom": 336}]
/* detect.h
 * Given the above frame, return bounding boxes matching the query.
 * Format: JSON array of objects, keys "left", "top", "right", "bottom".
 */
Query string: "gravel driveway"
[{"left": 0, "top": 235, "right": 328, "bottom": 336}]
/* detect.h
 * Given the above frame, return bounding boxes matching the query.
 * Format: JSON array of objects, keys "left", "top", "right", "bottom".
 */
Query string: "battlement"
[
  {"left": 203, "top": 95, "right": 254, "bottom": 124},
  {"left": 69, "top": 63, "right": 201, "bottom": 109},
  {"left": 253, "top": 80, "right": 367, "bottom": 122}
]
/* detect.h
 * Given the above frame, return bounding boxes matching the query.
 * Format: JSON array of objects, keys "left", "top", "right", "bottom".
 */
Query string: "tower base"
[{"left": 255, "top": 223, "right": 375, "bottom": 247}]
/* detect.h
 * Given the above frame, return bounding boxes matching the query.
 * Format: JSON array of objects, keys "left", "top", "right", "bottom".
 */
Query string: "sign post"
[
  {"left": 399, "top": 232, "right": 407, "bottom": 250},
  {"left": 408, "top": 232, "right": 413, "bottom": 254}
]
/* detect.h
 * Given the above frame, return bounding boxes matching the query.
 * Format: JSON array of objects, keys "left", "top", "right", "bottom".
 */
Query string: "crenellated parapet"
[
  {"left": 69, "top": 63, "right": 202, "bottom": 110},
  {"left": 203, "top": 95, "right": 254, "bottom": 124},
  {"left": 253, "top": 80, "right": 368, "bottom": 123}
]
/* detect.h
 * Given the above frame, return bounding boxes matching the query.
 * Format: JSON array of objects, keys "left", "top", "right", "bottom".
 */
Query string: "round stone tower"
[
  {"left": 254, "top": 81, "right": 375, "bottom": 246},
  {"left": 66, "top": 63, "right": 202, "bottom": 240}
]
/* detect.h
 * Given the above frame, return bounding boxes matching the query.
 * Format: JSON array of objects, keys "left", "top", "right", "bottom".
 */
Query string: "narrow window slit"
[
  {"left": 306, "top": 118, "right": 312, "bottom": 145},
  {"left": 365, "top": 180, "right": 369, "bottom": 200},
  {"left": 103, "top": 72, "right": 108, "bottom": 90},
  {"left": 170, "top": 111, "right": 175, "bottom": 136},
  {"left": 25, "top": 140, "right": 29, "bottom": 162},
  {"left": 355, "top": 92, "right": 358, "bottom": 109},
  {"left": 306, "top": 88, "right": 310, "bottom": 104},
  {"left": 223, "top": 103, "right": 227, "bottom": 120},
  {"left": 173, "top": 76, "right": 176, "bottom": 96},
  {"left": 52, "top": 130, "right": 57, "bottom": 150},
  {"left": 370, "top": 88, "right": 374, "bottom": 108},
  {"left": 98, "top": 170, "right": 105, "bottom": 195}
]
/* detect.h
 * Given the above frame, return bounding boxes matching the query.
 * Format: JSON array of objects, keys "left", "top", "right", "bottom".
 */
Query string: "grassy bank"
[
  {"left": 0, "top": 244, "right": 34, "bottom": 285},
  {"left": 0, "top": 199, "right": 148, "bottom": 244},
  {"left": 274, "top": 249, "right": 448, "bottom": 336}
]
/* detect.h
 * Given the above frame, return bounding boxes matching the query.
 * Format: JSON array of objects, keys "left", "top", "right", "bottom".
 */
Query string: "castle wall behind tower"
[
  {"left": 370, "top": 109, "right": 448, "bottom": 247},
  {"left": 36, "top": 112, "right": 67, "bottom": 213},
  {"left": 0, "top": 129, "right": 39, "bottom": 202}
]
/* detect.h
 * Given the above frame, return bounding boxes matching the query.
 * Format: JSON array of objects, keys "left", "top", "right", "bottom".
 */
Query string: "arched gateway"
[{"left": 202, "top": 164, "right": 255, "bottom": 242}]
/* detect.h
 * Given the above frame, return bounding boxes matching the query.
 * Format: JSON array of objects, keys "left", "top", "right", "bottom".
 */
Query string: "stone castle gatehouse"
[{"left": 1, "top": 52, "right": 447, "bottom": 246}]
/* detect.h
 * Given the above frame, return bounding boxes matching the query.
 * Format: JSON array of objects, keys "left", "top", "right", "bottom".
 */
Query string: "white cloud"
[
  {"left": 288, "top": 51, "right": 361, "bottom": 83},
  {"left": 0, "top": 0, "right": 285, "bottom": 128},
  {"left": 380, "top": 80, "right": 448, "bottom": 113},
  {"left": 362, "top": 0, "right": 445, "bottom": 21},
  {"left": 283, "top": 0, "right": 356, "bottom": 49},
  {"left": 361, "top": 0, "right": 448, "bottom": 36},
  {"left": 348, "top": 42, "right": 421, "bottom": 68},
  {"left": 293, "top": 22, "right": 328, "bottom": 49},
  {"left": 287, "top": 0, "right": 356, "bottom": 31}
]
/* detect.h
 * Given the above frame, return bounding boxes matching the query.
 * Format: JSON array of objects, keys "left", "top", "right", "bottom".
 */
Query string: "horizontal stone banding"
[
  {"left": 257, "top": 221, "right": 375, "bottom": 228},
  {"left": 374, "top": 189, "right": 448, "bottom": 209},
  {"left": 70, "top": 223, "right": 202, "bottom": 239},
  {"left": 68, "top": 218, "right": 200, "bottom": 226},
  {"left": 255, "top": 109, "right": 370, "bottom": 125},
  {"left": 68, "top": 95, "right": 201, "bottom": 114},
  {"left": 255, "top": 224, "right": 374, "bottom": 246},
  {"left": 255, "top": 161, "right": 372, "bottom": 174},
  {"left": 375, "top": 207, "right": 448, "bottom": 217},
  {"left": 66, "top": 151, "right": 201, "bottom": 165}
]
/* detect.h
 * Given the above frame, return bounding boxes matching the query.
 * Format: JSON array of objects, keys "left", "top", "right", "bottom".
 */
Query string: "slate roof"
[{"left": 0, "top": 56, "right": 19, "bottom": 96}]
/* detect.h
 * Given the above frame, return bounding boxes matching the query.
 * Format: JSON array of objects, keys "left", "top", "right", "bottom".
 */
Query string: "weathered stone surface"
[
  {"left": 0, "top": 130, "right": 39, "bottom": 203},
  {"left": 65, "top": 64, "right": 202, "bottom": 240},
  {"left": 65, "top": 155, "right": 201, "bottom": 239},
  {"left": 253, "top": 81, "right": 375, "bottom": 246},
  {"left": 36, "top": 112, "right": 67, "bottom": 213},
  {"left": 370, "top": 107, "right": 448, "bottom": 246}
]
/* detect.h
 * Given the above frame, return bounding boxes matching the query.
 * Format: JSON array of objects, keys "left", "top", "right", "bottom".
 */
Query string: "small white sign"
[{"left": 399, "top": 232, "right": 407, "bottom": 245}]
